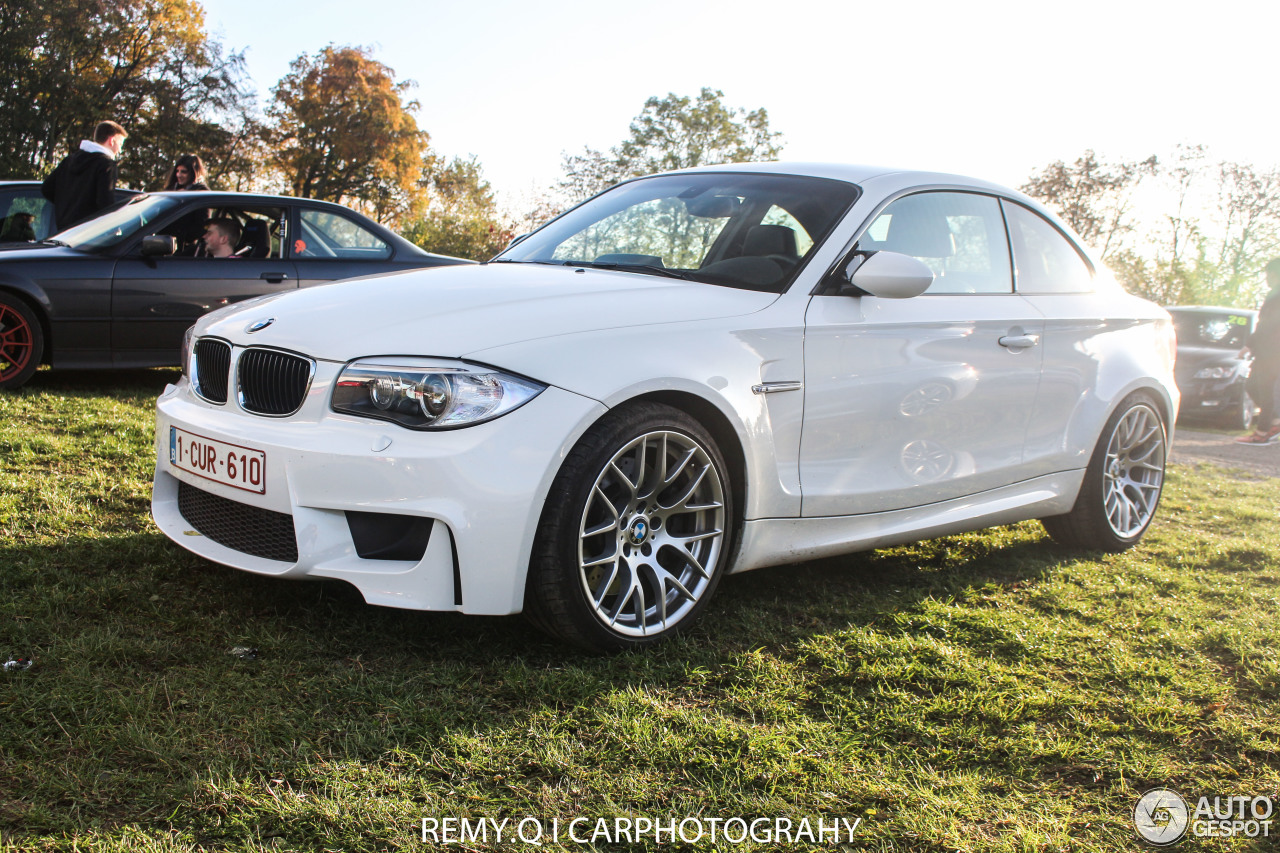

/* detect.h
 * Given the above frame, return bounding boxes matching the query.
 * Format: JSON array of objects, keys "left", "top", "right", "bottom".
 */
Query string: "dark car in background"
[
  {"left": 1, "top": 179, "right": 138, "bottom": 242},
  {"left": 0, "top": 191, "right": 468, "bottom": 389},
  {"left": 1168, "top": 305, "right": 1258, "bottom": 429}
]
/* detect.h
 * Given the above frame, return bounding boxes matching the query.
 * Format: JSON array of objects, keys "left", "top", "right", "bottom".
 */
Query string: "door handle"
[
  {"left": 260, "top": 272, "right": 290, "bottom": 283},
  {"left": 998, "top": 334, "right": 1040, "bottom": 349}
]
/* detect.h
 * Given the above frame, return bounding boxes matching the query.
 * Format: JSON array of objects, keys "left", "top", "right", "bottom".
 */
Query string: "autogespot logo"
[{"left": 1135, "top": 788, "right": 1190, "bottom": 846}]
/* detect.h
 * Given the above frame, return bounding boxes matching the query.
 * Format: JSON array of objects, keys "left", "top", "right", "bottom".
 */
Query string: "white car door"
[{"left": 799, "top": 191, "right": 1048, "bottom": 516}]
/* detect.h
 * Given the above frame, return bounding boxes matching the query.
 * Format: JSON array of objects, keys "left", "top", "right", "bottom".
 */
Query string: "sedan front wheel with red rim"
[{"left": 0, "top": 294, "right": 43, "bottom": 390}]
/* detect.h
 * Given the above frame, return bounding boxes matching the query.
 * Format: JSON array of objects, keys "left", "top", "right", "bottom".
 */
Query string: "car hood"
[
  {"left": 0, "top": 242, "right": 74, "bottom": 256},
  {"left": 201, "top": 262, "right": 778, "bottom": 361}
]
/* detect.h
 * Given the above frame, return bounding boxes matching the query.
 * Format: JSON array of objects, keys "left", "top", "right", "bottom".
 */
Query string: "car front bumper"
[{"left": 151, "top": 373, "right": 606, "bottom": 615}]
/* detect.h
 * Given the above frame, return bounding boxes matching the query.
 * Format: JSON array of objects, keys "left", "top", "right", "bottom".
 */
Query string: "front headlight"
[
  {"left": 180, "top": 325, "right": 195, "bottom": 377},
  {"left": 1193, "top": 365, "right": 1235, "bottom": 380},
  {"left": 332, "top": 359, "right": 545, "bottom": 429}
]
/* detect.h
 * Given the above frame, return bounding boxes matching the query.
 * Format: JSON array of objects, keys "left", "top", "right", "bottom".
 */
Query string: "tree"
[
  {"left": 1020, "top": 150, "right": 1157, "bottom": 258},
  {"left": 559, "top": 87, "right": 783, "bottom": 203},
  {"left": 403, "top": 156, "right": 514, "bottom": 261},
  {"left": 1024, "top": 146, "right": 1280, "bottom": 307},
  {"left": 0, "top": 0, "right": 254, "bottom": 186},
  {"left": 266, "top": 46, "right": 429, "bottom": 223}
]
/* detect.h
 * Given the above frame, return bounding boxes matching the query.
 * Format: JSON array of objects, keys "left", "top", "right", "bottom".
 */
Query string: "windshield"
[
  {"left": 1169, "top": 309, "right": 1254, "bottom": 349},
  {"left": 53, "top": 194, "right": 183, "bottom": 252},
  {"left": 496, "top": 173, "right": 859, "bottom": 292}
]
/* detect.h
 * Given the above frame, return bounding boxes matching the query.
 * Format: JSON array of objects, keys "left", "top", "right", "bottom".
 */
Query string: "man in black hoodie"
[{"left": 40, "top": 120, "right": 128, "bottom": 231}]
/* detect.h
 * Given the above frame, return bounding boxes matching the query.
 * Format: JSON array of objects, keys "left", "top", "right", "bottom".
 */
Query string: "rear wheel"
[
  {"left": 0, "top": 293, "right": 42, "bottom": 390},
  {"left": 525, "top": 402, "right": 734, "bottom": 652},
  {"left": 1041, "top": 391, "right": 1167, "bottom": 552},
  {"left": 1220, "top": 388, "right": 1256, "bottom": 432}
]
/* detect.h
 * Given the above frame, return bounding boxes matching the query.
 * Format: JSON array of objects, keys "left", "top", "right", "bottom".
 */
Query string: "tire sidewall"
[
  {"left": 1083, "top": 392, "right": 1167, "bottom": 548},
  {"left": 529, "top": 402, "right": 735, "bottom": 651}
]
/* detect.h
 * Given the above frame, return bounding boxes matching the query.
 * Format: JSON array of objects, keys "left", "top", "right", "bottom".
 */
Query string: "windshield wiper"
[{"left": 568, "top": 261, "right": 696, "bottom": 281}]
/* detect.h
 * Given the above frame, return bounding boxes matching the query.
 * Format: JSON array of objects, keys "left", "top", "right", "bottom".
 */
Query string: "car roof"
[{"left": 659, "top": 161, "right": 1023, "bottom": 195}]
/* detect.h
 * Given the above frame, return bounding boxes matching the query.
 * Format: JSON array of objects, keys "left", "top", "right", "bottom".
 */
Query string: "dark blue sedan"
[{"left": 0, "top": 191, "right": 468, "bottom": 389}]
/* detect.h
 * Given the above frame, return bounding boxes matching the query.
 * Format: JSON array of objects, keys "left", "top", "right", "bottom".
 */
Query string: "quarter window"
[
  {"left": 863, "top": 192, "right": 1011, "bottom": 293},
  {"left": 1003, "top": 201, "right": 1094, "bottom": 293},
  {"left": 297, "top": 209, "right": 391, "bottom": 259}
]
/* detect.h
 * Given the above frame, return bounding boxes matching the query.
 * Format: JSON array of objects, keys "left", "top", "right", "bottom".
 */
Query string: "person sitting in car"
[{"left": 202, "top": 218, "right": 242, "bottom": 258}]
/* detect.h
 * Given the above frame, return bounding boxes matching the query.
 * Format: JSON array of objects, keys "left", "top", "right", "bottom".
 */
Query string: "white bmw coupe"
[{"left": 152, "top": 163, "right": 1178, "bottom": 651}]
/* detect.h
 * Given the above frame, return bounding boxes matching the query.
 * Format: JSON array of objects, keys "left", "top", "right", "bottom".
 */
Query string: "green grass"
[{"left": 1, "top": 368, "right": 1277, "bottom": 851}]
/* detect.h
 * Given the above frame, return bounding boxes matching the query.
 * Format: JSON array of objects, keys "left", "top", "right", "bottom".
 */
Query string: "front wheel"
[
  {"left": 1041, "top": 391, "right": 1167, "bottom": 552},
  {"left": 525, "top": 402, "right": 734, "bottom": 652},
  {"left": 0, "top": 293, "right": 43, "bottom": 390}
]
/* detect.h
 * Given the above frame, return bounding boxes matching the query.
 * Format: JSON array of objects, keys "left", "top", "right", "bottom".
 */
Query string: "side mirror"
[
  {"left": 846, "top": 251, "right": 934, "bottom": 298},
  {"left": 505, "top": 233, "right": 530, "bottom": 250},
  {"left": 140, "top": 235, "right": 178, "bottom": 257}
]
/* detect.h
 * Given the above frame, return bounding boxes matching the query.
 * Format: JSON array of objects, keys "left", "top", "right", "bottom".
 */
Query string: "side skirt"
[{"left": 730, "top": 470, "right": 1085, "bottom": 573}]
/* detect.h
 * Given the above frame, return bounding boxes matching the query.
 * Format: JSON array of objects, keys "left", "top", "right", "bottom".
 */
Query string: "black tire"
[
  {"left": 525, "top": 401, "right": 734, "bottom": 652},
  {"left": 0, "top": 292, "right": 43, "bottom": 390},
  {"left": 1041, "top": 391, "right": 1167, "bottom": 552},
  {"left": 1219, "top": 389, "right": 1256, "bottom": 432}
]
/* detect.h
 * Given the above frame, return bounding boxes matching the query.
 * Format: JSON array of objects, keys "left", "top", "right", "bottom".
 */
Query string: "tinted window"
[
  {"left": 1003, "top": 201, "right": 1093, "bottom": 293},
  {"left": 297, "top": 209, "right": 391, "bottom": 259},
  {"left": 863, "top": 192, "right": 1011, "bottom": 294}
]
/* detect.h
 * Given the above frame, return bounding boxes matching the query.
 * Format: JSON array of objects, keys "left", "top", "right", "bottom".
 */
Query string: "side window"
[
  {"left": 297, "top": 209, "right": 391, "bottom": 259},
  {"left": 864, "top": 192, "right": 1011, "bottom": 293},
  {"left": 1003, "top": 201, "right": 1094, "bottom": 293},
  {"left": 156, "top": 206, "right": 284, "bottom": 258},
  {"left": 0, "top": 189, "right": 51, "bottom": 242}
]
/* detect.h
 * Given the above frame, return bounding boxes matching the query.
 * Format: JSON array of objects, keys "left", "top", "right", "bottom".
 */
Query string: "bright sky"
[{"left": 199, "top": 0, "right": 1279, "bottom": 213}]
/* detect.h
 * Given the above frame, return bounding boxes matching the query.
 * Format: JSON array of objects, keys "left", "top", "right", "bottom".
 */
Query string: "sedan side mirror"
[
  {"left": 140, "top": 235, "right": 177, "bottom": 257},
  {"left": 845, "top": 251, "right": 935, "bottom": 298}
]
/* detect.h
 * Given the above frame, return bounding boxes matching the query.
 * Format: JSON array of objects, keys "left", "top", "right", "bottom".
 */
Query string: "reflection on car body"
[
  {"left": 151, "top": 163, "right": 1179, "bottom": 651},
  {"left": 0, "top": 191, "right": 467, "bottom": 389}
]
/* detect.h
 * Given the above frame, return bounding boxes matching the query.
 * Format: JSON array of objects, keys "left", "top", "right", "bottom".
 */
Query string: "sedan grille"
[
  {"left": 177, "top": 480, "right": 298, "bottom": 563},
  {"left": 238, "top": 349, "right": 314, "bottom": 415},
  {"left": 193, "top": 339, "right": 231, "bottom": 403}
]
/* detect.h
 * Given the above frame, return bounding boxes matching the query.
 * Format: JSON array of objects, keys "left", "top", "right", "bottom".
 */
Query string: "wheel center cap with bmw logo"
[{"left": 627, "top": 518, "right": 649, "bottom": 545}]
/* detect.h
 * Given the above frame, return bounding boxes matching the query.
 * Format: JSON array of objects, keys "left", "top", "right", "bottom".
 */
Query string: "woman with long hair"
[{"left": 163, "top": 154, "right": 208, "bottom": 191}]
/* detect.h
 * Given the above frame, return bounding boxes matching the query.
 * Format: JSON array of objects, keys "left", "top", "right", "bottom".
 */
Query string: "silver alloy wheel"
[
  {"left": 1102, "top": 403, "right": 1166, "bottom": 538},
  {"left": 577, "top": 430, "right": 726, "bottom": 638}
]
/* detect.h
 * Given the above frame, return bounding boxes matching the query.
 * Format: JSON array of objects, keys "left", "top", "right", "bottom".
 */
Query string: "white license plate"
[{"left": 170, "top": 427, "right": 267, "bottom": 494}]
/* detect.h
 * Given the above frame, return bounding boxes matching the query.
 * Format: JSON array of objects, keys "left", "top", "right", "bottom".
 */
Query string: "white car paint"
[{"left": 152, "top": 163, "right": 1178, "bottom": 648}]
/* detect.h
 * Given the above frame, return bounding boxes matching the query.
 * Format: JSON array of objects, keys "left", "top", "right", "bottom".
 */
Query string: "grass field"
[{"left": 1, "top": 369, "right": 1277, "bottom": 852}]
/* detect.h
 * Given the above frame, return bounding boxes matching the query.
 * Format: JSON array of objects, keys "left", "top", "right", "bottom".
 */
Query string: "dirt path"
[{"left": 1171, "top": 426, "right": 1280, "bottom": 480}]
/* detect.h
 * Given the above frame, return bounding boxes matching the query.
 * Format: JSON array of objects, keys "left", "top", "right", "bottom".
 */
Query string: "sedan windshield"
[
  {"left": 53, "top": 194, "right": 183, "bottom": 252},
  {"left": 496, "top": 173, "right": 859, "bottom": 292}
]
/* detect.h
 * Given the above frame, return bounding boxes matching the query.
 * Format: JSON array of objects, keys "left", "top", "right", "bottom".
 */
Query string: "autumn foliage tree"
[
  {"left": 267, "top": 46, "right": 429, "bottom": 224},
  {"left": 0, "top": 0, "right": 254, "bottom": 188}
]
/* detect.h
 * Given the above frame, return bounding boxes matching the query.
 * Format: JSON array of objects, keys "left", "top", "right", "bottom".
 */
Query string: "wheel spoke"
[{"left": 577, "top": 427, "right": 726, "bottom": 639}]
